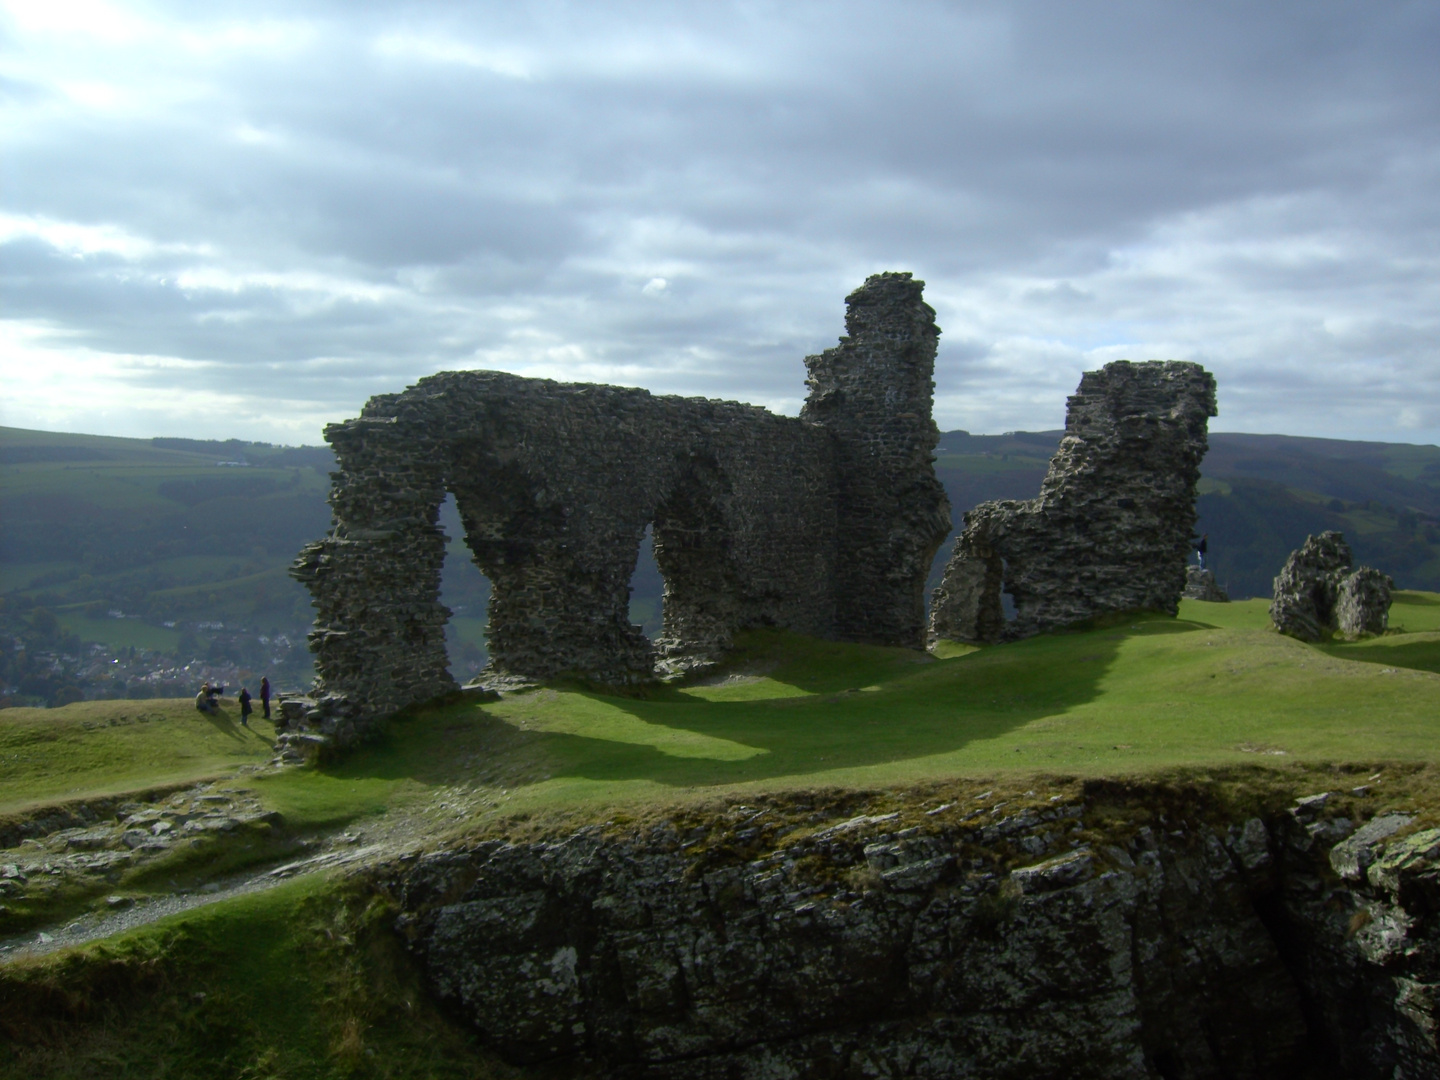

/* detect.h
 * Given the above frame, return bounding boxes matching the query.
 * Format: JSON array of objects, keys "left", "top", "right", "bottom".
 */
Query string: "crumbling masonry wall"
[
  {"left": 292, "top": 273, "right": 950, "bottom": 731},
  {"left": 930, "top": 360, "right": 1217, "bottom": 643}
]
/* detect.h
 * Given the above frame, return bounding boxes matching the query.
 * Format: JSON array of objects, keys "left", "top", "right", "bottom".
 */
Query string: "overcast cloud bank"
[{"left": 2, "top": 1, "right": 1438, "bottom": 444}]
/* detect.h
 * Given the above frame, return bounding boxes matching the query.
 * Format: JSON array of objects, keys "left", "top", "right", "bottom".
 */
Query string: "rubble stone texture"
[
  {"left": 930, "top": 361, "right": 1218, "bottom": 644},
  {"left": 1270, "top": 531, "right": 1393, "bottom": 641},
  {"left": 385, "top": 793, "right": 1440, "bottom": 1077},
  {"left": 1183, "top": 566, "right": 1230, "bottom": 602},
  {"left": 292, "top": 273, "right": 950, "bottom": 736}
]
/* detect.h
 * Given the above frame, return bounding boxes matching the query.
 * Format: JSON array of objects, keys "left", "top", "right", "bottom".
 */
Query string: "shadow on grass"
[
  {"left": 321, "top": 620, "right": 1199, "bottom": 793},
  {"left": 194, "top": 705, "right": 267, "bottom": 745},
  {"left": 1318, "top": 634, "right": 1440, "bottom": 676}
]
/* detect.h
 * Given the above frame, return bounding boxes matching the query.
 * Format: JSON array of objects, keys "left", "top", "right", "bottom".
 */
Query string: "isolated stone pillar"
[{"left": 931, "top": 360, "right": 1218, "bottom": 643}]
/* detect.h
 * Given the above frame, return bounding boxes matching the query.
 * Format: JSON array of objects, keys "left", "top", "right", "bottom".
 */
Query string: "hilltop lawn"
[
  {"left": 5, "top": 592, "right": 1440, "bottom": 833},
  {"left": 0, "top": 699, "right": 277, "bottom": 816}
]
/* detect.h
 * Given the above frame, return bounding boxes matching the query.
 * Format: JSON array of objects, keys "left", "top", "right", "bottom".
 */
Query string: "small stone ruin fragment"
[
  {"left": 929, "top": 360, "right": 1217, "bottom": 644},
  {"left": 1270, "top": 531, "right": 1392, "bottom": 641},
  {"left": 1183, "top": 566, "right": 1230, "bottom": 603}
]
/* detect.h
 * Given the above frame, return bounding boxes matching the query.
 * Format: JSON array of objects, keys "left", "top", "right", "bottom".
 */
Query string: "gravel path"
[{"left": 0, "top": 839, "right": 403, "bottom": 963}]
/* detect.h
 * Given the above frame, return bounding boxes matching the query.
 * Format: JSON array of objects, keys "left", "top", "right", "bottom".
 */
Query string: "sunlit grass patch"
[{"left": 0, "top": 699, "right": 276, "bottom": 815}]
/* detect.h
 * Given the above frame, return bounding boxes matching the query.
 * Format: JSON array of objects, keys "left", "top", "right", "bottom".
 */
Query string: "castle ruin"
[
  {"left": 928, "top": 360, "right": 1217, "bottom": 643},
  {"left": 291, "top": 273, "right": 951, "bottom": 734}
]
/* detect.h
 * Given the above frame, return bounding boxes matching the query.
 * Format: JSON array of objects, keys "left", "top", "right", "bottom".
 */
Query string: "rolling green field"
[
  {"left": 7, "top": 593, "right": 1440, "bottom": 1078},
  {"left": 5, "top": 592, "right": 1440, "bottom": 832}
]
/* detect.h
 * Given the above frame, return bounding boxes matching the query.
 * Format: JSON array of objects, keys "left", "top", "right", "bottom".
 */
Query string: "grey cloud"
[{"left": 2, "top": 0, "right": 1438, "bottom": 443}]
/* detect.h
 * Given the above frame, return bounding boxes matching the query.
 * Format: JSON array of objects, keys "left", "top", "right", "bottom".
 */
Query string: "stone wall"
[
  {"left": 292, "top": 273, "right": 950, "bottom": 735},
  {"left": 930, "top": 360, "right": 1217, "bottom": 644}
]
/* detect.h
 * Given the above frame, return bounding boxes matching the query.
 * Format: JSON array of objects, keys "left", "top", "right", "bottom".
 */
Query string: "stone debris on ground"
[
  {"left": 0, "top": 782, "right": 283, "bottom": 910},
  {"left": 1182, "top": 565, "right": 1230, "bottom": 602}
]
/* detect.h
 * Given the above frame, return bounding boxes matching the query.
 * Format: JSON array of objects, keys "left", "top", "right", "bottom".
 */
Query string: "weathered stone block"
[
  {"left": 1270, "top": 531, "right": 1392, "bottom": 641},
  {"left": 1183, "top": 566, "right": 1230, "bottom": 602}
]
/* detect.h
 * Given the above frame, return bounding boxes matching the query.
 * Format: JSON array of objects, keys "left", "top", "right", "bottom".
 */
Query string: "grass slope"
[
  {"left": 0, "top": 699, "right": 277, "bottom": 816},
  {"left": 8, "top": 593, "right": 1440, "bottom": 829},
  {"left": 6, "top": 592, "right": 1440, "bottom": 1077},
  {"left": 0, "top": 876, "right": 500, "bottom": 1080}
]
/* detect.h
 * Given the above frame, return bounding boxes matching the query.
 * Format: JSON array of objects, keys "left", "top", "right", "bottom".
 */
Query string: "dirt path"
[
  {"left": 0, "top": 834, "right": 408, "bottom": 962},
  {"left": 0, "top": 775, "right": 507, "bottom": 963}
]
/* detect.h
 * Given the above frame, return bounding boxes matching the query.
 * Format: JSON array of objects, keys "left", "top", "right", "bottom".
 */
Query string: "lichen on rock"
[{"left": 379, "top": 786, "right": 1440, "bottom": 1077}]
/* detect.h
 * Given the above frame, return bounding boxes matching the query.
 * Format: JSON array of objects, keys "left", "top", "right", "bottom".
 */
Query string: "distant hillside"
[{"left": 932, "top": 429, "right": 1440, "bottom": 598}]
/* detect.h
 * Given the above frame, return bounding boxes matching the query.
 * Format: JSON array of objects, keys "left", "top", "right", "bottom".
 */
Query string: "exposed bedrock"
[
  {"left": 1270, "top": 532, "right": 1393, "bottom": 642},
  {"left": 383, "top": 787, "right": 1440, "bottom": 1079},
  {"left": 930, "top": 361, "right": 1218, "bottom": 644},
  {"left": 291, "top": 273, "right": 949, "bottom": 738}
]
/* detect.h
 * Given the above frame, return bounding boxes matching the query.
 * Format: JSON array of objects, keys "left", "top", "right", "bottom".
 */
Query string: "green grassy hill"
[
  {"left": 5, "top": 591, "right": 1439, "bottom": 834},
  {"left": 5, "top": 593, "right": 1440, "bottom": 1076}
]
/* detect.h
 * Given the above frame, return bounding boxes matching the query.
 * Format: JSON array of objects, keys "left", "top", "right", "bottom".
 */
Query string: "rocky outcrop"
[
  {"left": 1182, "top": 566, "right": 1229, "bottom": 602},
  {"left": 292, "top": 273, "right": 950, "bottom": 741},
  {"left": 1271, "top": 532, "right": 1392, "bottom": 641},
  {"left": 1337, "top": 566, "right": 1394, "bottom": 638},
  {"left": 382, "top": 785, "right": 1440, "bottom": 1078},
  {"left": 930, "top": 361, "right": 1217, "bottom": 644}
]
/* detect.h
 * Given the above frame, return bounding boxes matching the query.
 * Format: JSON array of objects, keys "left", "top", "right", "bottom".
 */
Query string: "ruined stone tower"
[
  {"left": 929, "top": 360, "right": 1217, "bottom": 643},
  {"left": 801, "top": 272, "right": 952, "bottom": 648},
  {"left": 292, "top": 273, "right": 950, "bottom": 738}
]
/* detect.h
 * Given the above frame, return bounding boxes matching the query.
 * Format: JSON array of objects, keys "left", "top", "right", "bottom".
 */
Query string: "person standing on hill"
[
  {"left": 259, "top": 676, "right": 271, "bottom": 720},
  {"left": 238, "top": 686, "right": 253, "bottom": 728},
  {"left": 1195, "top": 533, "right": 1208, "bottom": 571}
]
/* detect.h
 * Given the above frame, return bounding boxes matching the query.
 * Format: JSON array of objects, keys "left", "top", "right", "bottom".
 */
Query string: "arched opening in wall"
[
  {"left": 628, "top": 523, "right": 664, "bottom": 639},
  {"left": 437, "top": 493, "right": 492, "bottom": 682},
  {"left": 1000, "top": 558, "right": 1018, "bottom": 623},
  {"left": 650, "top": 461, "right": 736, "bottom": 663}
]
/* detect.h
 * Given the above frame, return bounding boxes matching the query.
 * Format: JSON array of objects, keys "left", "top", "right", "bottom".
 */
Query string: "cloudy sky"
[{"left": 3, "top": 1, "right": 1438, "bottom": 446}]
